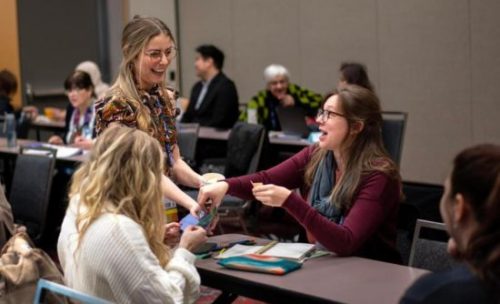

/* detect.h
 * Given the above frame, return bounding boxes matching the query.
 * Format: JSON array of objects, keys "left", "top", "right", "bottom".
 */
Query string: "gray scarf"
[{"left": 307, "top": 151, "right": 343, "bottom": 223}]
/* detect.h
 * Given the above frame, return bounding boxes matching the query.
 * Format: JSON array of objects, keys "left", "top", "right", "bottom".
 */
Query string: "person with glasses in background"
[
  {"left": 180, "top": 44, "right": 239, "bottom": 129},
  {"left": 95, "top": 16, "right": 203, "bottom": 220},
  {"left": 239, "top": 64, "right": 322, "bottom": 131},
  {"left": 199, "top": 84, "right": 403, "bottom": 264},
  {"left": 48, "top": 70, "right": 96, "bottom": 149}
]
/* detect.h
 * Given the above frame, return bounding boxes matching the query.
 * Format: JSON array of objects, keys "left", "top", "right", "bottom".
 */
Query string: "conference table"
[
  {"left": 199, "top": 127, "right": 311, "bottom": 147},
  {"left": 196, "top": 234, "right": 428, "bottom": 304},
  {"left": 0, "top": 138, "right": 86, "bottom": 164},
  {"left": 29, "top": 119, "right": 312, "bottom": 145},
  {"left": 30, "top": 118, "right": 66, "bottom": 141},
  {"left": 0, "top": 138, "right": 87, "bottom": 192}
]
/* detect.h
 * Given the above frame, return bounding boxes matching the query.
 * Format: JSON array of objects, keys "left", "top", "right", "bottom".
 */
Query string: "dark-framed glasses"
[
  {"left": 144, "top": 47, "right": 177, "bottom": 61},
  {"left": 316, "top": 108, "right": 346, "bottom": 121}
]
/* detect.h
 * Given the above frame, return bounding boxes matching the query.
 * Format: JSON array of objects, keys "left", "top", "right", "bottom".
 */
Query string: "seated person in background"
[
  {"left": 240, "top": 64, "right": 322, "bottom": 131},
  {"left": 0, "top": 69, "right": 18, "bottom": 115},
  {"left": 48, "top": 71, "right": 95, "bottom": 149},
  {"left": 0, "top": 69, "right": 38, "bottom": 119},
  {"left": 401, "top": 144, "right": 500, "bottom": 304},
  {"left": 181, "top": 44, "right": 239, "bottom": 129},
  {"left": 339, "top": 62, "right": 375, "bottom": 92},
  {"left": 56, "top": 61, "right": 111, "bottom": 123},
  {"left": 200, "top": 84, "right": 402, "bottom": 264},
  {"left": 58, "top": 125, "right": 207, "bottom": 303}
]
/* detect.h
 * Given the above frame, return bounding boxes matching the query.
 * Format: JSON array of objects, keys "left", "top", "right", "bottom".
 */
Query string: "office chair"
[
  {"left": 33, "top": 279, "right": 112, "bottom": 304},
  {"left": 409, "top": 219, "right": 456, "bottom": 271},
  {"left": 9, "top": 147, "right": 56, "bottom": 244},
  {"left": 190, "top": 123, "right": 266, "bottom": 233},
  {"left": 177, "top": 123, "right": 200, "bottom": 168},
  {"left": 381, "top": 111, "right": 408, "bottom": 166}
]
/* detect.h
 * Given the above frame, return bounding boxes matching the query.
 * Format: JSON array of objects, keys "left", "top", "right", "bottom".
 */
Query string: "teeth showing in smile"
[{"left": 152, "top": 69, "right": 165, "bottom": 74}]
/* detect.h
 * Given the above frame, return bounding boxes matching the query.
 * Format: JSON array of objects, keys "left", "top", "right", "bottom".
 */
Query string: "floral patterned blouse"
[{"left": 95, "top": 85, "right": 178, "bottom": 171}]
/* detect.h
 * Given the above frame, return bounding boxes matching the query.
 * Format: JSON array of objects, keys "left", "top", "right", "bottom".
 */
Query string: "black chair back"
[
  {"left": 9, "top": 147, "right": 56, "bottom": 243},
  {"left": 177, "top": 123, "right": 200, "bottom": 167},
  {"left": 381, "top": 112, "right": 408, "bottom": 166},
  {"left": 224, "top": 122, "right": 265, "bottom": 177}
]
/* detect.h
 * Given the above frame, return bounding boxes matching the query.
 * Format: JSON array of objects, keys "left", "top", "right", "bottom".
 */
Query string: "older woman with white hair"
[{"left": 240, "top": 64, "right": 322, "bottom": 131}]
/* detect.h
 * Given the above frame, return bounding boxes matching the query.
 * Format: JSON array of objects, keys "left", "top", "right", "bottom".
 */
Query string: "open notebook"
[
  {"left": 23, "top": 143, "right": 82, "bottom": 158},
  {"left": 216, "top": 241, "right": 315, "bottom": 261}
]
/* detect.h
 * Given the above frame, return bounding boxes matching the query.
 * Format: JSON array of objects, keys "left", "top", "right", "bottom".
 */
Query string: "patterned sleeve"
[
  {"left": 95, "top": 95, "right": 137, "bottom": 136},
  {"left": 289, "top": 83, "right": 322, "bottom": 116},
  {"left": 239, "top": 90, "right": 267, "bottom": 124}
]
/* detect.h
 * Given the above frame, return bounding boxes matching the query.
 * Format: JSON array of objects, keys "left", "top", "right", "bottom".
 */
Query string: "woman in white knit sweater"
[{"left": 57, "top": 125, "right": 207, "bottom": 303}]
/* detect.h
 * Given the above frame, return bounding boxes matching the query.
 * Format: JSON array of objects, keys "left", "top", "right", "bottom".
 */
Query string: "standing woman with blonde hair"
[
  {"left": 58, "top": 125, "right": 207, "bottom": 303},
  {"left": 200, "top": 84, "right": 403, "bottom": 263},
  {"left": 95, "top": 16, "right": 202, "bottom": 216}
]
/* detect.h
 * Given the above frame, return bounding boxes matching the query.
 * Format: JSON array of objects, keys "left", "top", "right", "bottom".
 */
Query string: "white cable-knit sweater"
[{"left": 57, "top": 197, "right": 200, "bottom": 304}]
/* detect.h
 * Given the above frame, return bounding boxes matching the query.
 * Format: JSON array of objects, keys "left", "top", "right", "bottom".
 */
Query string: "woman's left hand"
[
  {"left": 252, "top": 184, "right": 292, "bottom": 207},
  {"left": 164, "top": 222, "right": 180, "bottom": 248}
]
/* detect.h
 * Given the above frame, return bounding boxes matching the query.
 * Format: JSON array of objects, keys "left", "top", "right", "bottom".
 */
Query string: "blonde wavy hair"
[
  {"left": 305, "top": 84, "right": 402, "bottom": 212},
  {"left": 111, "top": 15, "right": 175, "bottom": 132},
  {"left": 70, "top": 125, "right": 170, "bottom": 266}
]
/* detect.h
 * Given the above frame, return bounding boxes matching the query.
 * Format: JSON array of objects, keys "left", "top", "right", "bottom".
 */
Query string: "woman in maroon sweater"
[{"left": 199, "top": 84, "right": 402, "bottom": 263}]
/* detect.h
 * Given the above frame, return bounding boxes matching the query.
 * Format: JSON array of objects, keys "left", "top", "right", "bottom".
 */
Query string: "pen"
[
  {"left": 255, "top": 240, "right": 278, "bottom": 254},
  {"left": 215, "top": 239, "right": 255, "bottom": 250}
]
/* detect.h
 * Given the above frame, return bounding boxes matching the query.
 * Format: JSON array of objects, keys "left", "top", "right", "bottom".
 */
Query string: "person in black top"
[
  {"left": 181, "top": 45, "right": 239, "bottom": 129},
  {"left": 401, "top": 144, "right": 500, "bottom": 303}
]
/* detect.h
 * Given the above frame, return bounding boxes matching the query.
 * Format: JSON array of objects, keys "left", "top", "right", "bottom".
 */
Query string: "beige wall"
[
  {"left": 179, "top": 0, "right": 500, "bottom": 184},
  {"left": 0, "top": 0, "right": 21, "bottom": 109}
]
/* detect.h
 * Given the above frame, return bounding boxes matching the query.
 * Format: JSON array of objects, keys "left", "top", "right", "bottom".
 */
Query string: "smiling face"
[
  {"left": 133, "top": 33, "right": 174, "bottom": 90},
  {"left": 267, "top": 75, "right": 289, "bottom": 100},
  {"left": 316, "top": 94, "right": 351, "bottom": 151}
]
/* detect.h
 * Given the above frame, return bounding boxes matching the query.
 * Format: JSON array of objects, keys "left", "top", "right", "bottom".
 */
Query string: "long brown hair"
[
  {"left": 70, "top": 125, "right": 170, "bottom": 266},
  {"left": 450, "top": 144, "right": 500, "bottom": 289},
  {"left": 305, "top": 84, "right": 401, "bottom": 212},
  {"left": 111, "top": 15, "right": 175, "bottom": 132}
]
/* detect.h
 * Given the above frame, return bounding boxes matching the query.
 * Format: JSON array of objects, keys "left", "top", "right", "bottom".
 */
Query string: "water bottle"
[
  {"left": 25, "top": 83, "right": 33, "bottom": 105},
  {"left": 163, "top": 199, "right": 179, "bottom": 223},
  {"left": 4, "top": 114, "right": 17, "bottom": 148}
]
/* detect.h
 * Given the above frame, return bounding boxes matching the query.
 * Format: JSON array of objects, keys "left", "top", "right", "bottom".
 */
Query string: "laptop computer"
[{"left": 276, "top": 106, "right": 311, "bottom": 138}]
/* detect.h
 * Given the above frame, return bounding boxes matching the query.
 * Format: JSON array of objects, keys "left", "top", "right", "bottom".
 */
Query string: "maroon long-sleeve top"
[{"left": 225, "top": 145, "right": 402, "bottom": 263}]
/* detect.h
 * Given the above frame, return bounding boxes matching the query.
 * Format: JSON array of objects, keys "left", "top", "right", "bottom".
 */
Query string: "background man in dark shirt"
[{"left": 181, "top": 45, "right": 239, "bottom": 129}]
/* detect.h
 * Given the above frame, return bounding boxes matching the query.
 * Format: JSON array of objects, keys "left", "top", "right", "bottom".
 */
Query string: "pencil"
[{"left": 255, "top": 240, "right": 278, "bottom": 254}]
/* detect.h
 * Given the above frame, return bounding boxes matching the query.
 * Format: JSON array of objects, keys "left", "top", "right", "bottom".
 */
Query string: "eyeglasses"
[
  {"left": 316, "top": 108, "right": 346, "bottom": 121},
  {"left": 144, "top": 47, "right": 177, "bottom": 61}
]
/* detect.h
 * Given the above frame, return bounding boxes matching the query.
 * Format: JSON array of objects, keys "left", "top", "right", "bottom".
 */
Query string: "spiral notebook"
[{"left": 216, "top": 241, "right": 315, "bottom": 261}]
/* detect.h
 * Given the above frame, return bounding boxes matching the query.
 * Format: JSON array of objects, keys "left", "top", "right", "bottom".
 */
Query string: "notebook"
[
  {"left": 216, "top": 241, "right": 316, "bottom": 261},
  {"left": 276, "top": 107, "right": 311, "bottom": 138}
]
